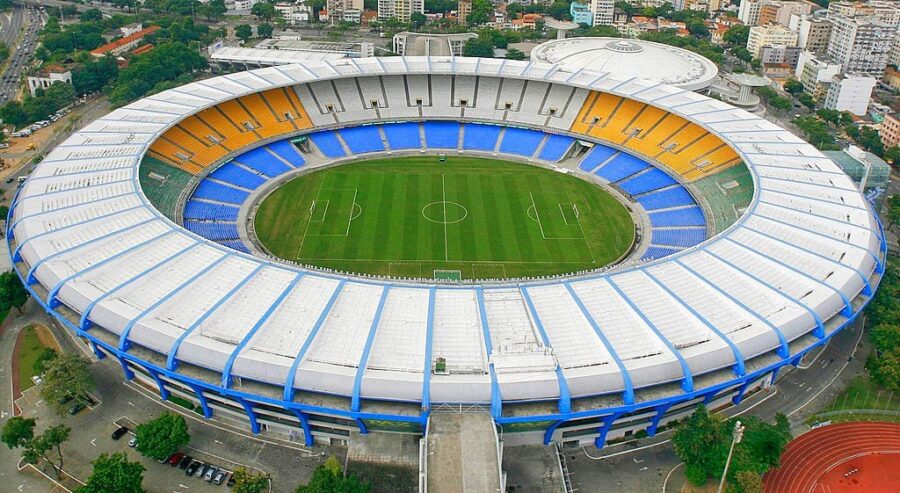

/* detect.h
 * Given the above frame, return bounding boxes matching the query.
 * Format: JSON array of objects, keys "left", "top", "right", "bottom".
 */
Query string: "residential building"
[
  {"left": 760, "top": 44, "right": 802, "bottom": 67},
  {"left": 738, "top": 0, "right": 762, "bottom": 25},
  {"left": 590, "top": 0, "right": 614, "bottom": 26},
  {"left": 571, "top": 2, "right": 593, "bottom": 25},
  {"left": 327, "top": 0, "right": 363, "bottom": 23},
  {"left": 120, "top": 22, "right": 143, "bottom": 37},
  {"left": 758, "top": 1, "right": 812, "bottom": 28},
  {"left": 826, "top": 1, "right": 899, "bottom": 77},
  {"left": 747, "top": 24, "right": 798, "bottom": 58},
  {"left": 89, "top": 25, "right": 160, "bottom": 58},
  {"left": 458, "top": 0, "right": 471, "bottom": 25},
  {"left": 889, "top": 33, "right": 900, "bottom": 68},
  {"left": 881, "top": 112, "right": 900, "bottom": 149},
  {"left": 795, "top": 51, "right": 843, "bottom": 97},
  {"left": 823, "top": 73, "right": 876, "bottom": 115},
  {"left": 884, "top": 66, "right": 900, "bottom": 91},
  {"left": 378, "top": 0, "right": 424, "bottom": 22},
  {"left": 26, "top": 65, "right": 72, "bottom": 97},
  {"left": 274, "top": 2, "right": 311, "bottom": 24},
  {"left": 789, "top": 14, "right": 832, "bottom": 54}
]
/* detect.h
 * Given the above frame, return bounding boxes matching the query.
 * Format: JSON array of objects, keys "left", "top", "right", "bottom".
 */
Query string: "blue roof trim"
[
  {"left": 117, "top": 252, "right": 231, "bottom": 351},
  {"left": 759, "top": 174, "right": 859, "bottom": 192},
  {"left": 23, "top": 166, "right": 135, "bottom": 181},
  {"left": 674, "top": 258, "right": 790, "bottom": 357},
  {"left": 351, "top": 285, "right": 391, "bottom": 412},
  {"left": 48, "top": 228, "right": 176, "bottom": 306},
  {"left": 564, "top": 282, "right": 635, "bottom": 405},
  {"left": 764, "top": 188, "right": 869, "bottom": 212},
  {"left": 743, "top": 224, "right": 873, "bottom": 296},
  {"left": 605, "top": 277, "right": 694, "bottom": 393},
  {"left": 421, "top": 287, "right": 436, "bottom": 412},
  {"left": 641, "top": 269, "right": 745, "bottom": 376},
  {"left": 27, "top": 217, "right": 159, "bottom": 284},
  {"left": 79, "top": 241, "right": 202, "bottom": 329},
  {"left": 10, "top": 191, "right": 135, "bottom": 232},
  {"left": 14, "top": 204, "right": 145, "bottom": 261},
  {"left": 164, "top": 262, "right": 265, "bottom": 367},
  {"left": 758, "top": 199, "right": 875, "bottom": 233},
  {"left": 720, "top": 237, "right": 852, "bottom": 319},
  {"left": 754, "top": 212, "right": 882, "bottom": 270},
  {"left": 14, "top": 178, "right": 134, "bottom": 206},
  {"left": 751, "top": 163, "right": 847, "bottom": 176},
  {"left": 520, "top": 287, "right": 571, "bottom": 414},
  {"left": 704, "top": 246, "right": 826, "bottom": 338},
  {"left": 475, "top": 287, "right": 502, "bottom": 418},
  {"left": 221, "top": 273, "right": 305, "bottom": 388},
  {"left": 283, "top": 280, "right": 346, "bottom": 402}
]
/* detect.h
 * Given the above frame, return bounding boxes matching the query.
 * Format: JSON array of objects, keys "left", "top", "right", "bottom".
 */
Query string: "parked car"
[
  {"left": 168, "top": 452, "right": 185, "bottom": 467},
  {"left": 111, "top": 426, "right": 128, "bottom": 440},
  {"left": 185, "top": 460, "right": 202, "bottom": 476},
  {"left": 30, "top": 375, "right": 42, "bottom": 385},
  {"left": 178, "top": 455, "right": 192, "bottom": 469},
  {"left": 203, "top": 466, "right": 218, "bottom": 483},
  {"left": 67, "top": 402, "right": 84, "bottom": 415},
  {"left": 128, "top": 436, "right": 137, "bottom": 448},
  {"left": 194, "top": 463, "right": 207, "bottom": 478},
  {"left": 227, "top": 475, "right": 236, "bottom": 487},
  {"left": 212, "top": 470, "right": 226, "bottom": 485}
]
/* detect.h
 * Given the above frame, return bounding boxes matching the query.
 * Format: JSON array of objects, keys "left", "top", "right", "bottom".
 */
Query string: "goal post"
[{"left": 572, "top": 203, "right": 580, "bottom": 219}]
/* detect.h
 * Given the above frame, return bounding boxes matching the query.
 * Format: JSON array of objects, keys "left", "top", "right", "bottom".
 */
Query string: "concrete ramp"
[{"left": 424, "top": 413, "right": 503, "bottom": 493}]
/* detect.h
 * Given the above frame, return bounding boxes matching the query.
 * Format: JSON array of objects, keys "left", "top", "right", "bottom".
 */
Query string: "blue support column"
[
  {"left": 88, "top": 340, "right": 106, "bottom": 360},
  {"left": 147, "top": 368, "right": 170, "bottom": 400},
  {"left": 118, "top": 356, "right": 134, "bottom": 380},
  {"left": 647, "top": 404, "right": 673, "bottom": 437},
  {"left": 595, "top": 412, "right": 624, "bottom": 448},
  {"left": 185, "top": 383, "right": 213, "bottom": 419},
  {"left": 421, "top": 288, "right": 436, "bottom": 412},
  {"left": 356, "top": 418, "right": 368, "bottom": 435},
  {"left": 732, "top": 380, "right": 752, "bottom": 406},
  {"left": 236, "top": 398, "right": 261, "bottom": 434},
  {"left": 289, "top": 409, "right": 314, "bottom": 447},
  {"left": 521, "top": 287, "right": 571, "bottom": 414},
  {"left": 543, "top": 420, "right": 564, "bottom": 445}
]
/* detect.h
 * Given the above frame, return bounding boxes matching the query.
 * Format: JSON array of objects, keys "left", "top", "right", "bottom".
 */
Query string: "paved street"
[
  {"left": 0, "top": 299, "right": 343, "bottom": 493},
  {"left": 0, "top": 2, "right": 44, "bottom": 103}
]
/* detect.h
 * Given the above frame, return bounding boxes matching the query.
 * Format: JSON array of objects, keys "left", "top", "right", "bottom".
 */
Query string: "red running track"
[{"left": 764, "top": 422, "right": 900, "bottom": 493}]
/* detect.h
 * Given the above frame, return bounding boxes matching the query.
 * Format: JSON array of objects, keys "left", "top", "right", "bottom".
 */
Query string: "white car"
[{"left": 30, "top": 375, "right": 42, "bottom": 385}]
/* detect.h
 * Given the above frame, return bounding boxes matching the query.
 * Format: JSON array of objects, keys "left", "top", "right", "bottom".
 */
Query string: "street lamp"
[{"left": 717, "top": 420, "right": 745, "bottom": 493}]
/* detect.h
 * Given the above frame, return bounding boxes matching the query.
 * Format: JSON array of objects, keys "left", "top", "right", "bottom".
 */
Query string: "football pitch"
[{"left": 254, "top": 156, "right": 635, "bottom": 279}]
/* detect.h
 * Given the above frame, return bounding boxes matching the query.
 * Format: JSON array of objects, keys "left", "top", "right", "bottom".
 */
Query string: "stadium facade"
[{"left": 7, "top": 57, "right": 885, "bottom": 448}]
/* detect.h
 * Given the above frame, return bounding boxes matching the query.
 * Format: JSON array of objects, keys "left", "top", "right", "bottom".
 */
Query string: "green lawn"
[
  {"left": 17, "top": 325, "right": 51, "bottom": 392},
  {"left": 255, "top": 156, "right": 634, "bottom": 279}
]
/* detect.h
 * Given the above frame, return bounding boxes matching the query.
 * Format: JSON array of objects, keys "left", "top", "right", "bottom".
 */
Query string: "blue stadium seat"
[
  {"left": 339, "top": 126, "right": 385, "bottom": 154},
  {"left": 234, "top": 147, "right": 293, "bottom": 178},
  {"left": 424, "top": 121, "right": 459, "bottom": 149},
  {"left": 184, "top": 200, "right": 239, "bottom": 221},
  {"left": 538, "top": 134, "right": 574, "bottom": 161},
  {"left": 499, "top": 127, "right": 544, "bottom": 157},
  {"left": 577, "top": 145, "right": 617, "bottom": 171},
  {"left": 651, "top": 228, "right": 706, "bottom": 248},
  {"left": 462, "top": 123, "right": 502, "bottom": 151},
  {"left": 648, "top": 207, "right": 706, "bottom": 227},
  {"left": 309, "top": 131, "right": 346, "bottom": 158},
  {"left": 192, "top": 180, "right": 250, "bottom": 205},
  {"left": 618, "top": 168, "right": 678, "bottom": 195},
  {"left": 209, "top": 163, "right": 266, "bottom": 190},
  {"left": 596, "top": 153, "right": 650, "bottom": 182},
  {"left": 636, "top": 186, "right": 697, "bottom": 211},
  {"left": 184, "top": 221, "right": 240, "bottom": 241},
  {"left": 641, "top": 246, "right": 682, "bottom": 261},
  {"left": 218, "top": 240, "right": 250, "bottom": 253},
  {"left": 382, "top": 122, "right": 421, "bottom": 150},
  {"left": 266, "top": 141, "right": 305, "bottom": 167}
]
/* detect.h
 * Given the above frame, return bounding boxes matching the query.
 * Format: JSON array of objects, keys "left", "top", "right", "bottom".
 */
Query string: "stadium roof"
[
  {"left": 530, "top": 37, "right": 719, "bottom": 91},
  {"left": 9, "top": 56, "right": 881, "bottom": 411}
]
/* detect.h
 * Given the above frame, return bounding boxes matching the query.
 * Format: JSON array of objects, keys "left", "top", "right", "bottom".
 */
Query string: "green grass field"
[{"left": 254, "top": 156, "right": 635, "bottom": 279}]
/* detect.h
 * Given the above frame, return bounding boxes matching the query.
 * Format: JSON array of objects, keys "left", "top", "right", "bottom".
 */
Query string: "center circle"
[{"left": 422, "top": 201, "right": 468, "bottom": 224}]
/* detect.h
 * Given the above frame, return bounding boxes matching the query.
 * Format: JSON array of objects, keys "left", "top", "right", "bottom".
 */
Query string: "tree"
[
  {"left": 295, "top": 457, "right": 370, "bottom": 493},
  {"left": 79, "top": 9, "right": 103, "bottom": 22},
  {"left": 40, "top": 353, "right": 95, "bottom": 415},
  {"left": 735, "top": 470, "right": 764, "bottom": 493},
  {"left": 798, "top": 93, "right": 815, "bottom": 109},
  {"left": 232, "top": 468, "right": 271, "bottom": 493},
  {"left": 199, "top": 0, "right": 227, "bottom": 21},
  {"left": 78, "top": 452, "right": 145, "bottom": 493},
  {"left": 0, "top": 270, "right": 29, "bottom": 314},
  {"left": 688, "top": 21, "right": 709, "bottom": 38},
  {"left": 33, "top": 348, "right": 57, "bottom": 375},
  {"left": 135, "top": 413, "right": 190, "bottom": 461},
  {"left": 548, "top": 1, "right": 571, "bottom": 20},
  {"left": 0, "top": 102, "right": 28, "bottom": 128},
  {"left": 23, "top": 425, "right": 71, "bottom": 479},
  {"left": 467, "top": 0, "right": 492, "bottom": 25},
  {"left": 2, "top": 417, "right": 35, "bottom": 450},
  {"left": 251, "top": 2, "right": 277, "bottom": 21},
  {"left": 410, "top": 12, "right": 427, "bottom": 29},
  {"left": 462, "top": 38, "right": 494, "bottom": 58},
  {"left": 235, "top": 24, "right": 253, "bottom": 43},
  {"left": 672, "top": 405, "right": 729, "bottom": 485},
  {"left": 505, "top": 48, "right": 526, "bottom": 60},
  {"left": 723, "top": 24, "right": 750, "bottom": 46},
  {"left": 507, "top": 2, "right": 524, "bottom": 19},
  {"left": 783, "top": 79, "right": 804, "bottom": 95},
  {"left": 257, "top": 23, "right": 274, "bottom": 39},
  {"left": 884, "top": 146, "right": 900, "bottom": 165}
]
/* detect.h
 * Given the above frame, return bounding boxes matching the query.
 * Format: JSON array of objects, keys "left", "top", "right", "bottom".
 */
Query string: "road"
[{"left": 0, "top": 2, "right": 45, "bottom": 104}]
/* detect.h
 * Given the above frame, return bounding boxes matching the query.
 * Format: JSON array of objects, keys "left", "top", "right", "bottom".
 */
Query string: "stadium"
[{"left": 6, "top": 54, "right": 886, "bottom": 450}]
